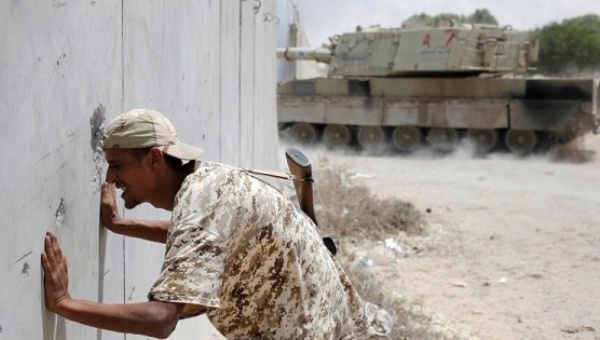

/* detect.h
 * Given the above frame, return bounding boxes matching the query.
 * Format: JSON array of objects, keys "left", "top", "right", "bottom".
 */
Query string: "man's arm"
[
  {"left": 42, "top": 231, "right": 183, "bottom": 338},
  {"left": 56, "top": 299, "right": 182, "bottom": 338},
  {"left": 101, "top": 182, "right": 169, "bottom": 243}
]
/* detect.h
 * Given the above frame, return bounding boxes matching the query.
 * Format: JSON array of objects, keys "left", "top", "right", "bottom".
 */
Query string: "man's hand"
[
  {"left": 41, "top": 231, "right": 71, "bottom": 313},
  {"left": 101, "top": 182, "right": 123, "bottom": 232},
  {"left": 99, "top": 181, "right": 169, "bottom": 243},
  {"left": 40, "top": 230, "right": 181, "bottom": 336}
]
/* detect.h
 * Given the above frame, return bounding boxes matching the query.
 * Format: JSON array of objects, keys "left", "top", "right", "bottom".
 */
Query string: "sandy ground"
[{"left": 309, "top": 135, "right": 600, "bottom": 340}]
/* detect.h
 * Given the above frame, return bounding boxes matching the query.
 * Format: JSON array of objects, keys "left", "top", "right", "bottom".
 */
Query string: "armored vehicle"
[{"left": 277, "top": 23, "right": 599, "bottom": 154}]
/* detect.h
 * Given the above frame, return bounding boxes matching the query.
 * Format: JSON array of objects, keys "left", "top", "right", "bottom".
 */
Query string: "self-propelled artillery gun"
[{"left": 277, "top": 23, "right": 599, "bottom": 154}]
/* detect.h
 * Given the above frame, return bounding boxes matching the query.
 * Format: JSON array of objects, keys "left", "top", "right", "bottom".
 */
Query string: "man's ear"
[{"left": 147, "top": 148, "right": 164, "bottom": 171}]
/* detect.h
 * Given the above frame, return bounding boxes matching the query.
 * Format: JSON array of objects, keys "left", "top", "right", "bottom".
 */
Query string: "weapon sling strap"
[{"left": 241, "top": 167, "right": 337, "bottom": 256}]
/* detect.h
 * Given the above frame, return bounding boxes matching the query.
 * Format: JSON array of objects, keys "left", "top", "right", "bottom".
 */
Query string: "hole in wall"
[
  {"left": 21, "top": 262, "right": 30, "bottom": 279},
  {"left": 90, "top": 105, "right": 106, "bottom": 190},
  {"left": 55, "top": 198, "right": 66, "bottom": 228}
]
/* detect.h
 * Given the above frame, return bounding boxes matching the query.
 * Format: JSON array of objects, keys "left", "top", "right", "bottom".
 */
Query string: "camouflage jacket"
[{"left": 148, "top": 161, "right": 369, "bottom": 339}]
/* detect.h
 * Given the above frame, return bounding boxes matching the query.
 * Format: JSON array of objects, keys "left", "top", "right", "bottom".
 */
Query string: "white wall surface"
[{"left": 0, "top": 1, "right": 277, "bottom": 339}]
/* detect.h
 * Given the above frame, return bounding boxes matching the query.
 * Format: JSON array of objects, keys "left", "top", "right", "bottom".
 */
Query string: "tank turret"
[{"left": 278, "top": 24, "right": 539, "bottom": 78}]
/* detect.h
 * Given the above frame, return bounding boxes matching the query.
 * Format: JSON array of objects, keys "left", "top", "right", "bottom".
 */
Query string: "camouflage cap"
[{"left": 102, "top": 109, "right": 204, "bottom": 160}]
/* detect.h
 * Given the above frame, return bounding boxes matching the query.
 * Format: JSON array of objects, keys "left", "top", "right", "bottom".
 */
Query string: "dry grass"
[
  {"left": 312, "top": 167, "right": 426, "bottom": 240},
  {"left": 288, "top": 165, "right": 478, "bottom": 340}
]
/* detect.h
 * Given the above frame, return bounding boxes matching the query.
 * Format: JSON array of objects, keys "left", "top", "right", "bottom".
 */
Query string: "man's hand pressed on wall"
[
  {"left": 99, "top": 181, "right": 169, "bottom": 243},
  {"left": 100, "top": 182, "right": 123, "bottom": 232},
  {"left": 41, "top": 230, "right": 71, "bottom": 313}
]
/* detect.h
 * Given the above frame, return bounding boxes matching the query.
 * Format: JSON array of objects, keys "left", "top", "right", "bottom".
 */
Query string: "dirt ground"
[{"left": 302, "top": 135, "right": 600, "bottom": 340}]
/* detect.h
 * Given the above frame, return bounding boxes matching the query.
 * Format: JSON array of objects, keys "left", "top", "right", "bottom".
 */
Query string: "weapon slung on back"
[{"left": 285, "top": 147, "right": 337, "bottom": 256}]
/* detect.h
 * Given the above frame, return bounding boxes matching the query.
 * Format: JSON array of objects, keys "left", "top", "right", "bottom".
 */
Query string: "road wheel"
[
  {"left": 323, "top": 124, "right": 351, "bottom": 149},
  {"left": 505, "top": 130, "right": 537, "bottom": 155},
  {"left": 290, "top": 122, "right": 318, "bottom": 145},
  {"left": 357, "top": 126, "right": 385, "bottom": 151},
  {"left": 392, "top": 126, "right": 422, "bottom": 152},
  {"left": 428, "top": 128, "right": 459, "bottom": 152},
  {"left": 466, "top": 129, "right": 499, "bottom": 153}
]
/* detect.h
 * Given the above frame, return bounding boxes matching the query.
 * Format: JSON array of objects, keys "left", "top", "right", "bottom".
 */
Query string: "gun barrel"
[{"left": 277, "top": 47, "right": 333, "bottom": 64}]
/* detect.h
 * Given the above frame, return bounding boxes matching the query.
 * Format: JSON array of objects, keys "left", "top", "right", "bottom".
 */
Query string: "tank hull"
[{"left": 278, "top": 77, "right": 598, "bottom": 154}]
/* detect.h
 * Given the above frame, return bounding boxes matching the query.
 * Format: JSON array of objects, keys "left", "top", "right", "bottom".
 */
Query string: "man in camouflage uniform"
[{"left": 42, "top": 109, "right": 370, "bottom": 339}]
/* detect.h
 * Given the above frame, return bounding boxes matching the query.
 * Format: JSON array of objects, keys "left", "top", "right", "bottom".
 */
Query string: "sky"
[{"left": 278, "top": 0, "right": 600, "bottom": 46}]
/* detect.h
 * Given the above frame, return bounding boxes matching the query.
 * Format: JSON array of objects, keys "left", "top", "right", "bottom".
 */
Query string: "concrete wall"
[{"left": 0, "top": 1, "right": 277, "bottom": 339}]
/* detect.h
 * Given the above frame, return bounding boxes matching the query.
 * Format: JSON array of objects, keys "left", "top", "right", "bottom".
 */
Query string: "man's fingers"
[
  {"left": 100, "top": 182, "right": 122, "bottom": 231},
  {"left": 47, "top": 230, "right": 57, "bottom": 243},
  {"left": 44, "top": 234, "right": 55, "bottom": 262},
  {"left": 49, "top": 232, "right": 60, "bottom": 257},
  {"left": 49, "top": 232, "right": 61, "bottom": 254},
  {"left": 44, "top": 231, "right": 64, "bottom": 262},
  {"left": 53, "top": 241, "right": 63, "bottom": 259},
  {"left": 102, "top": 182, "right": 116, "bottom": 192},
  {"left": 101, "top": 182, "right": 108, "bottom": 195},
  {"left": 101, "top": 182, "right": 117, "bottom": 202},
  {"left": 41, "top": 253, "right": 49, "bottom": 270},
  {"left": 41, "top": 231, "right": 71, "bottom": 312}
]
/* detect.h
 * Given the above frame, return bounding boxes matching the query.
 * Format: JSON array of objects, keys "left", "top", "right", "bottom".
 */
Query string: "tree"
[
  {"left": 467, "top": 9, "right": 498, "bottom": 25},
  {"left": 533, "top": 15, "right": 600, "bottom": 75},
  {"left": 402, "top": 9, "right": 498, "bottom": 28}
]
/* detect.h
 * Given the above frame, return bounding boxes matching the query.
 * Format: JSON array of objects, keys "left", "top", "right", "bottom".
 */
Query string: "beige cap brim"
[{"left": 157, "top": 143, "right": 205, "bottom": 160}]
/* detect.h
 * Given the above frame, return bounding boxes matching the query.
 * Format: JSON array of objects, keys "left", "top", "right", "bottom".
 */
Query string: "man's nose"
[{"left": 106, "top": 167, "right": 118, "bottom": 183}]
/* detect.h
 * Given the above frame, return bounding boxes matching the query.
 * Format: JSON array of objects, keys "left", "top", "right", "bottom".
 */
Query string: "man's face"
[{"left": 105, "top": 148, "right": 152, "bottom": 209}]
